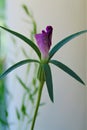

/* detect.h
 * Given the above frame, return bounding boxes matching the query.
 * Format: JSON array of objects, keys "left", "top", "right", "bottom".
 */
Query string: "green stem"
[{"left": 30, "top": 79, "right": 44, "bottom": 130}]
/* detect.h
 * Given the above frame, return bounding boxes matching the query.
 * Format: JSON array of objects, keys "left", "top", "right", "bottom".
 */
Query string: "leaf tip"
[
  {"left": 51, "top": 97, "right": 54, "bottom": 103},
  {"left": 81, "top": 81, "right": 85, "bottom": 86}
]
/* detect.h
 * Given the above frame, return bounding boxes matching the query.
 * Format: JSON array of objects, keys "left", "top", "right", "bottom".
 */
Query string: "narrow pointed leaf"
[
  {"left": 21, "top": 104, "right": 27, "bottom": 115},
  {"left": 0, "top": 59, "right": 40, "bottom": 79},
  {"left": 49, "top": 30, "right": 87, "bottom": 59},
  {"left": 22, "top": 4, "right": 30, "bottom": 16},
  {"left": 43, "top": 64, "right": 54, "bottom": 102},
  {"left": 50, "top": 60, "right": 85, "bottom": 85},
  {"left": 16, "top": 108, "right": 20, "bottom": 120},
  {"left": 16, "top": 76, "right": 30, "bottom": 91},
  {"left": 0, "top": 26, "right": 41, "bottom": 58}
]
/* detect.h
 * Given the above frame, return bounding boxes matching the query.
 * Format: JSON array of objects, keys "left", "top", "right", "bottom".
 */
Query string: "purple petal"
[{"left": 35, "top": 26, "right": 53, "bottom": 59}]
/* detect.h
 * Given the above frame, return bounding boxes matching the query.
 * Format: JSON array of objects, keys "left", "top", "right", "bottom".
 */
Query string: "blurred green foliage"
[
  {"left": 0, "top": 59, "right": 5, "bottom": 99},
  {"left": 8, "top": 3, "right": 42, "bottom": 130},
  {"left": 0, "top": 59, "right": 8, "bottom": 130},
  {"left": 0, "top": 0, "right": 8, "bottom": 129},
  {"left": 0, "top": 1, "right": 44, "bottom": 129},
  {"left": 0, "top": 0, "right": 6, "bottom": 18}
]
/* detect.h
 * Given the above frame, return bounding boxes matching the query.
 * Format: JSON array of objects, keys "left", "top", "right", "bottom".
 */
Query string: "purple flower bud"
[{"left": 35, "top": 26, "right": 53, "bottom": 60}]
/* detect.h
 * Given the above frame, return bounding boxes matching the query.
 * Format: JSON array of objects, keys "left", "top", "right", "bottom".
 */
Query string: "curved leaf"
[
  {"left": 0, "top": 59, "right": 40, "bottom": 79},
  {"left": 49, "top": 30, "right": 87, "bottom": 59},
  {"left": 50, "top": 60, "right": 85, "bottom": 85},
  {"left": 43, "top": 64, "right": 54, "bottom": 102},
  {"left": 0, "top": 26, "right": 41, "bottom": 58}
]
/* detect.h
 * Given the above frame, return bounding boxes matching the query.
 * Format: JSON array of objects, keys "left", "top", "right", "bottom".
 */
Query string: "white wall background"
[{"left": 6, "top": 0, "right": 86, "bottom": 130}]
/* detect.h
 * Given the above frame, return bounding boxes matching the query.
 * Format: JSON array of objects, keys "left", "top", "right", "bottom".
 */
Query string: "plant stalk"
[{"left": 30, "top": 79, "right": 44, "bottom": 130}]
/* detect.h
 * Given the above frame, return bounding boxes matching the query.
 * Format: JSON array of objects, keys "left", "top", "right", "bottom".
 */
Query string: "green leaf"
[
  {"left": 0, "top": 118, "right": 9, "bottom": 126},
  {"left": 21, "top": 104, "right": 26, "bottom": 115},
  {"left": 49, "top": 30, "right": 87, "bottom": 59},
  {"left": 22, "top": 4, "right": 30, "bottom": 16},
  {"left": 5, "top": 110, "right": 8, "bottom": 118},
  {"left": 43, "top": 64, "right": 54, "bottom": 102},
  {"left": 0, "top": 26, "right": 41, "bottom": 58},
  {"left": 50, "top": 60, "right": 85, "bottom": 85},
  {"left": 16, "top": 76, "right": 30, "bottom": 91},
  {"left": 37, "top": 65, "right": 44, "bottom": 81},
  {"left": 16, "top": 108, "right": 20, "bottom": 120},
  {"left": 0, "top": 59, "right": 40, "bottom": 79},
  {"left": 40, "top": 102, "right": 46, "bottom": 106}
]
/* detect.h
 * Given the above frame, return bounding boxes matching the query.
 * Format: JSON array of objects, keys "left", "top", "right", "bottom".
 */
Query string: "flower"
[{"left": 35, "top": 26, "right": 53, "bottom": 60}]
